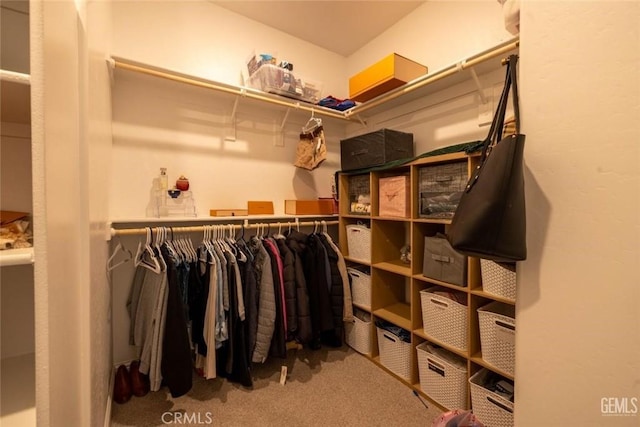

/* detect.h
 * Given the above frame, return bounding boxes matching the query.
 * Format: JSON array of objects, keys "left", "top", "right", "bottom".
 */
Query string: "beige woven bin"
[
  {"left": 376, "top": 327, "right": 411, "bottom": 380},
  {"left": 481, "top": 259, "right": 516, "bottom": 302}
]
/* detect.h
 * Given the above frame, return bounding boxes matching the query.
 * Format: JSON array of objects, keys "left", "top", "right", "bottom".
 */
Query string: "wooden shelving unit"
[{"left": 339, "top": 151, "right": 517, "bottom": 416}]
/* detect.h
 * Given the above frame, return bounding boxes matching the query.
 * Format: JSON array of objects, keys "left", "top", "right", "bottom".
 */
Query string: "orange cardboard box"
[
  {"left": 247, "top": 201, "right": 274, "bottom": 215},
  {"left": 349, "top": 54, "right": 427, "bottom": 102},
  {"left": 284, "top": 199, "right": 336, "bottom": 215}
]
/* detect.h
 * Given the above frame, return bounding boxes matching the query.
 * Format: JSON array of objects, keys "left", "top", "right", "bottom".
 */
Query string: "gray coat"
[{"left": 249, "top": 237, "right": 276, "bottom": 363}]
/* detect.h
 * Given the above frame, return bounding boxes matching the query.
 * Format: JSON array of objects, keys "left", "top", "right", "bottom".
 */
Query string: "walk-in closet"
[{"left": 0, "top": 1, "right": 638, "bottom": 426}]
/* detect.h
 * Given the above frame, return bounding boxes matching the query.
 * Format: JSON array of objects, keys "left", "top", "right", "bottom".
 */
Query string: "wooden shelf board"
[
  {"left": 412, "top": 218, "right": 452, "bottom": 225},
  {"left": 470, "top": 353, "right": 514, "bottom": 380},
  {"left": 413, "top": 274, "right": 469, "bottom": 292},
  {"left": 413, "top": 329, "right": 469, "bottom": 358},
  {"left": 374, "top": 260, "right": 412, "bottom": 276},
  {"left": 352, "top": 302, "right": 371, "bottom": 312},
  {"left": 374, "top": 303, "right": 411, "bottom": 330},
  {"left": 371, "top": 216, "right": 411, "bottom": 222},
  {"left": 341, "top": 214, "right": 371, "bottom": 220},
  {"left": 343, "top": 256, "right": 371, "bottom": 266},
  {"left": 470, "top": 289, "right": 516, "bottom": 305}
]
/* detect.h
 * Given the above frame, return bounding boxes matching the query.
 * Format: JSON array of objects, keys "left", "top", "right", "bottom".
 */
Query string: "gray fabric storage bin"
[
  {"left": 340, "top": 129, "right": 414, "bottom": 171},
  {"left": 423, "top": 235, "right": 467, "bottom": 286}
]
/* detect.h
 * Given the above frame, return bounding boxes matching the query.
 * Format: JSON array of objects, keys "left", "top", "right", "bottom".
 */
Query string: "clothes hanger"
[
  {"left": 138, "top": 228, "right": 162, "bottom": 273},
  {"left": 302, "top": 109, "right": 322, "bottom": 134},
  {"left": 154, "top": 227, "right": 167, "bottom": 271},
  {"left": 106, "top": 237, "right": 133, "bottom": 280}
]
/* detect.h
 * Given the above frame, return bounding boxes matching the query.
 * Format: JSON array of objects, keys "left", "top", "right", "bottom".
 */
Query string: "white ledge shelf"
[
  {"left": 0, "top": 248, "right": 34, "bottom": 267},
  {"left": 107, "top": 37, "right": 518, "bottom": 123},
  {"left": 1, "top": 69, "right": 31, "bottom": 125}
]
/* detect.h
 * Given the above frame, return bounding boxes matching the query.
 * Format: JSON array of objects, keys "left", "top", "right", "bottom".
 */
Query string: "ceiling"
[{"left": 209, "top": 1, "right": 426, "bottom": 57}]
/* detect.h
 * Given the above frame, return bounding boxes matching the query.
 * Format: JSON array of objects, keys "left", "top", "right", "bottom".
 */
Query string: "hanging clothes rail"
[
  {"left": 108, "top": 56, "right": 349, "bottom": 121},
  {"left": 110, "top": 220, "right": 339, "bottom": 238}
]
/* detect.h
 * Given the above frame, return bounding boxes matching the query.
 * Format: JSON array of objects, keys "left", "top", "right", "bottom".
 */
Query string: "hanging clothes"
[
  {"left": 285, "top": 230, "right": 313, "bottom": 344},
  {"left": 263, "top": 238, "right": 287, "bottom": 359},
  {"left": 274, "top": 236, "right": 298, "bottom": 340},
  {"left": 249, "top": 236, "right": 276, "bottom": 363},
  {"left": 159, "top": 246, "right": 193, "bottom": 398}
]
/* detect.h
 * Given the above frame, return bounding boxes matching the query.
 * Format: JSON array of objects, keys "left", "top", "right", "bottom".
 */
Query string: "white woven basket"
[
  {"left": 416, "top": 342, "right": 468, "bottom": 410},
  {"left": 376, "top": 327, "right": 411, "bottom": 380},
  {"left": 469, "top": 369, "right": 514, "bottom": 427},
  {"left": 345, "top": 316, "right": 371, "bottom": 355},
  {"left": 346, "top": 224, "right": 371, "bottom": 263},
  {"left": 347, "top": 268, "right": 371, "bottom": 308},
  {"left": 481, "top": 259, "right": 517, "bottom": 302},
  {"left": 420, "top": 289, "right": 468, "bottom": 351},
  {"left": 478, "top": 302, "right": 516, "bottom": 376}
]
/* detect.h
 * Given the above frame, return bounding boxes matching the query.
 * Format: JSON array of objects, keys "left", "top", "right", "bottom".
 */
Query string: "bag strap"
[{"left": 478, "top": 54, "right": 519, "bottom": 165}]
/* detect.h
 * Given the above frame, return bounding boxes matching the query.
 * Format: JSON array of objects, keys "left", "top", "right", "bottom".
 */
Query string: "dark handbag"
[{"left": 448, "top": 55, "right": 526, "bottom": 262}]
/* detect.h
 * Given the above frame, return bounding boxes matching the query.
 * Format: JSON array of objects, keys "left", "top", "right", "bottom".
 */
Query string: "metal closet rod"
[
  {"left": 109, "top": 57, "right": 348, "bottom": 121},
  {"left": 110, "top": 219, "right": 339, "bottom": 237}
]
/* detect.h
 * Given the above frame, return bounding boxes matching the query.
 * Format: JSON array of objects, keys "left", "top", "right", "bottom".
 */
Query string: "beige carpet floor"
[{"left": 111, "top": 346, "right": 443, "bottom": 426}]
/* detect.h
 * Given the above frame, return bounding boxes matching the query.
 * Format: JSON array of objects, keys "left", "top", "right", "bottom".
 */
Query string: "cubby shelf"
[{"left": 339, "top": 149, "right": 518, "bottom": 415}]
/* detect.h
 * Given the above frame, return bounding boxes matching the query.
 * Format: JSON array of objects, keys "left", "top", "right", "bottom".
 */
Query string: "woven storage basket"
[
  {"left": 481, "top": 260, "right": 517, "bottom": 301},
  {"left": 346, "top": 224, "right": 371, "bottom": 262},
  {"left": 416, "top": 342, "right": 468, "bottom": 410},
  {"left": 347, "top": 267, "right": 371, "bottom": 308},
  {"left": 420, "top": 288, "right": 468, "bottom": 351},
  {"left": 345, "top": 316, "right": 371, "bottom": 355},
  {"left": 478, "top": 302, "right": 516, "bottom": 376},
  {"left": 376, "top": 327, "right": 411, "bottom": 380},
  {"left": 469, "top": 369, "right": 514, "bottom": 427}
]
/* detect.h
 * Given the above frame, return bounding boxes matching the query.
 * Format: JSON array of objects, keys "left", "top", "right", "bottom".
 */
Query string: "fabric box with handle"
[
  {"left": 423, "top": 235, "right": 467, "bottom": 287},
  {"left": 378, "top": 175, "right": 410, "bottom": 218},
  {"left": 418, "top": 161, "right": 467, "bottom": 219},
  {"left": 340, "top": 129, "right": 413, "bottom": 172}
]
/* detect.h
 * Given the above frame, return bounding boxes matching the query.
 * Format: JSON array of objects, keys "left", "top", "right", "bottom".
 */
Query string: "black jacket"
[{"left": 285, "top": 230, "right": 313, "bottom": 344}]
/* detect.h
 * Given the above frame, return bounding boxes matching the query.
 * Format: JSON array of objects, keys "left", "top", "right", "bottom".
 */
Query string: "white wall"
[
  {"left": 516, "top": 2, "right": 640, "bottom": 425},
  {"left": 31, "top": 0, "right": 112, "bottom": 425},
  {"left": 85, "top": 0, "right": 113, "bottom": 424},
  {"left": 345, "top": 1, "right": 512, "bottom": 153},
  {"left": 110, "top": 1, "right": 348, "bottom": 219}
]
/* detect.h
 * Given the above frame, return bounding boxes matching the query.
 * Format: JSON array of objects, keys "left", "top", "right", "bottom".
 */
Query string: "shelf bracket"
[
  {"left": 225, "top": 94, "right": 242, "bottom": 141},
  {"left": 355, "top": 114, "right": 367, "bottom": 127},
  {"left": 274, "top": 108, "right": 291, "bottom": 147},
  {"left": 468, "top": 66, "right": 488, "bottom": 104}
]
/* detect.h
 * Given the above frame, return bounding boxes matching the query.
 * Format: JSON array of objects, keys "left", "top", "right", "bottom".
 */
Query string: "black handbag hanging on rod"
[{"left": 447, "top": 54, "right": 526, "bottom": 262}]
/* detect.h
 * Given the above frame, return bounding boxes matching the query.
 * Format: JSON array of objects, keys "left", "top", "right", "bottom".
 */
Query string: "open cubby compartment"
[
  {"left": 371, "top": 219, "right": 411, "bottom": 272},
  {"left": 371, "top": 268, "right": 411, "bottom": 332}
]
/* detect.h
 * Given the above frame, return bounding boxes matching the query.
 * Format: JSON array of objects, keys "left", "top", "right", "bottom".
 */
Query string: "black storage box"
[
  {"left": 340, "top": 129, "right": 414, "bottom": 171},
  {"left": 423, "top": 235, "right": 467, "bottom": 287}
]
